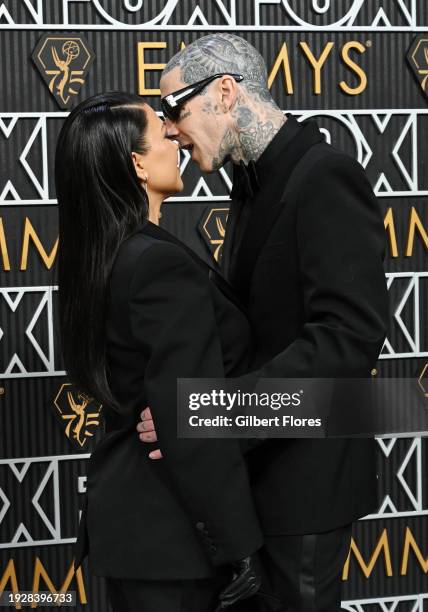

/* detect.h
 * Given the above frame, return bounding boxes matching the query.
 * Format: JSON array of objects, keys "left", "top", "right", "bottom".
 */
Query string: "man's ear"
[
  {"left": 217, "top": 75, "right": 239, "bottom": 113},
  {"left": 131, "top": 152, "right": 147, "bottom": 182}
]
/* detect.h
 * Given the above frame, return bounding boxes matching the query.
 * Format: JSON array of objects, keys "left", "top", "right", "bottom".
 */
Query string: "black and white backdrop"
[{"left": 0, "top": 1, "right": 427, "bottom": 609}]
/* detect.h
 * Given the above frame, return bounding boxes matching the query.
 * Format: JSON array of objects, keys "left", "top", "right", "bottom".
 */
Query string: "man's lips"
[
  {"left": 179, "top": 143, "right": 197, "bottom": 161},
  {"left": 180, "top": 143, "right": 194, "bottom": 151}
]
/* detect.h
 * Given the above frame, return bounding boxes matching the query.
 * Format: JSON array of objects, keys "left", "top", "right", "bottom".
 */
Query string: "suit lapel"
[
  {"left": 140, "top": 220, "right": 201, "bottom": 263},
  {"left": 231, "top": 119, "right": 325, "bottom": 302},
  {"left": 220, "top": 178, "right": 244, "bottom": 280},
  {"left": 139, "top": 221, "right": 248, "bottom": 315}
]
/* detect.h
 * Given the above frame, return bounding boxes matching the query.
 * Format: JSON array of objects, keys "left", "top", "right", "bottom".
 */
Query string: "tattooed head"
[
  {"left": 163, "top": 33, "right": 272, "bottom": 104},
  {"left": 160, "top": 34, "right": 285, "bottom": 172}
]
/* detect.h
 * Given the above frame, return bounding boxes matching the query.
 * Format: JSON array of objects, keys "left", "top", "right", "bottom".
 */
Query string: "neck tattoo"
[{"left": 210, "top": 95, "right": 286, "bottom": 170}]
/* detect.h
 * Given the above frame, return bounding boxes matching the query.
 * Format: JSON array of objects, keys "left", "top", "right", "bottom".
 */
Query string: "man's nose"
[{"left": 165, "top": 117, "right": 179, "bottom": 138}]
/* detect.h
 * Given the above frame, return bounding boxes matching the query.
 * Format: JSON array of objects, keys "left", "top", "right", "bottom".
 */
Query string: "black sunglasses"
[{"left": 161, "top": 73, "right": 244, "bottom": 121}]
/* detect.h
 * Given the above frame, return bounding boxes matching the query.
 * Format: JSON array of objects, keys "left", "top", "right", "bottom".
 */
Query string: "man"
[{"left": 137, "top": 34, "right": 389, "bottom": 611}]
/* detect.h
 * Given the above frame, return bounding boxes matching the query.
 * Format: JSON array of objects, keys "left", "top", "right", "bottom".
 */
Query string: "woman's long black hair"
[{"left": 55, "top": 91, "right": 149, "bottom": 410}]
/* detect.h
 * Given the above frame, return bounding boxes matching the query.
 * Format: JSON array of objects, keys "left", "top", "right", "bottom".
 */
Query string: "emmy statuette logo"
[
  {"left": 53, "top": 383, "right": 102, "bottom": 448},
  {"left": 32, "top": 35, "right": 95, "bottom": 109},
  {"left": 199, "top": 207, "right": 229, "bottom": 262},
  {"left": 418, "top": 363, "right": 428, "bottom": 400},
  {"left": 407, "top": 35, "right": 428, "bottom": 97}
]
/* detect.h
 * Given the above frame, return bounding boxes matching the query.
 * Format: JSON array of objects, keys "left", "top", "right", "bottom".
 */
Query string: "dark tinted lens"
[{"left": 161, "top": 98, "right": 180, "bottom": 121}]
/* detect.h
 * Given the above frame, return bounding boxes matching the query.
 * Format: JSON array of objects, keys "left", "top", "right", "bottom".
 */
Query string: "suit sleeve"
[
  {"left": 242, "top": 153, "right": 389, "bottom": 391},
  {"left": 128, "top": 241, "right": 262, "bottom": 565}
]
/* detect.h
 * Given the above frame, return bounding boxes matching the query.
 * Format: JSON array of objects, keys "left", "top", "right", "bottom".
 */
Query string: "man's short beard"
[
  {"left": 211, "top": 152, "right": 232, "bottom": 172},
  {"left": 211, "top": 127, "right": 236, "bottom": 172}
]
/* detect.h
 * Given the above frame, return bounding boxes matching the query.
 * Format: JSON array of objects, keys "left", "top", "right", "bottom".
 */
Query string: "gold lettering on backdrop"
[
  {"left": 0, "top": 219, "right": 10, "bottom": 271},
  {"left": 340, "top": 41, "right": 368, "bottom": 95},
  {"left": 20, "top": 218, "right": 58, "bottom": 270},
  {"left": 342, "top": 529, "right": 393, "bottom": 579},
  {"left": 268, "top": 43, "right": 294, "bottom": 93},
  {"left": 0, "top": 560, "right": 21, "bottom": 609},
  {"left": 299, "top": 42, "right": 334, "bottom": 95},
  {"left": 137, "top": 42, "right": 167, "bottom": 96},
  {"left": 384, "top": 208, "right": 399, "bottom": 258},
  {"left": 405, "top": 206, "right": 428, "bottom": 256},
  {"left": 401, "top": 527, "right": 428, "bottom": 574},
  {"left": 138, "top": 41, "right": 368, "bottom": 97},
  {"left": 0, "top": 559, "right": 87, "bottom": 607},
  {"left": 32, "top": 558, "right": 87, "bottom": 606},
  {"left": 383, "top": 208, "right": 427, "bottom": 258},
  {"left": 1, "top": 208, "right": 423, "bottom": 271}
]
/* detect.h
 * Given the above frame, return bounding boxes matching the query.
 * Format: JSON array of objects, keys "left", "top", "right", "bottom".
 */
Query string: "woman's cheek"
[{"left": 175, "top": 172, "right": 184, "bottom": 192}]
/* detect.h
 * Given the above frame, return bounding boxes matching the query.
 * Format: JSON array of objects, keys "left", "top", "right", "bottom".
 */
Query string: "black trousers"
[
  {"left": 106, "top": 524, "right": 352, "bottom": 612},
  {"left": 235, "top": 523, "right": 353, "bottom": 612},
  {"left": 105, "top": 574, "right": 229, "bottom": 612}
]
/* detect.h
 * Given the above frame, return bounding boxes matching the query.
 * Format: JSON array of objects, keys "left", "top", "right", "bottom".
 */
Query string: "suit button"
[
  {"left": 210, "top": 545, "right": 217, "bottom": 554},
  {"left": 196, "top": 521, "right": 206, "bottom": 532}
]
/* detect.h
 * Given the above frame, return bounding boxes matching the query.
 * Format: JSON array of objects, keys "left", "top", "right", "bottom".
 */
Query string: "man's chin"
[
  {"left": 189, "top": 149, "right": 213, "bottom": 173},
  {"left": 196, "top": 159, "right": 214, "bottom": 173}
]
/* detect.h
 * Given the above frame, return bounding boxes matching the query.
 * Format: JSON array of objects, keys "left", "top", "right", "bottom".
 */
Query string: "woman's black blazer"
[{"left": 74, "top": 221, "right": 262, "bottom": 580}]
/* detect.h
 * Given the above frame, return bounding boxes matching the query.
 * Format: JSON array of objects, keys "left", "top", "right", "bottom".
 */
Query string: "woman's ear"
[{"left": 131, "top": 152, "right": 148, "bottom": 182}]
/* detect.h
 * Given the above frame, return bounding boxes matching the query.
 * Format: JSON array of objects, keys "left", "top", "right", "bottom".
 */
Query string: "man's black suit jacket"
[
  {"left": 222, "top": 115, "right": 389, "bottom": 534},
  {"left": 74, "top": 222, "right": 262, "bottom": 579}
]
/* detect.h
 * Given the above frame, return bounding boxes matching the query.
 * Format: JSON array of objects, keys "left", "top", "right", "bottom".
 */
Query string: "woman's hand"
[{"left": 136, "top": 407, "right": 163, "bottom": 459}]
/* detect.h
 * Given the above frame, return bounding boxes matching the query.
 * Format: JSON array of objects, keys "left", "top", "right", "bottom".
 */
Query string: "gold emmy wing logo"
[
  {"left": 407, "top": 35, "right": 428, "bottom": 97},
  {"left": 199, "top": 207, "right": 229, "bottom": 262},
  {"left": 32, "top": 35, "right": 95, "bottom": 109},
  {"left": 53, "top": 383, "right": 102, "bottom": 448},
  {"left": 418, "top": 363, "right": 428, "bottom": 400}
]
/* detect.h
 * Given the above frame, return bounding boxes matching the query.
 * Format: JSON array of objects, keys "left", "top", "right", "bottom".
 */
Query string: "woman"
[{"left": 55, "top": 92, "right": 262, "bottom": 611}]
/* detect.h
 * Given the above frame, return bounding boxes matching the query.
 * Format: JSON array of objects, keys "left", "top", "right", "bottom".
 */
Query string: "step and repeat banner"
[{"left": 0, "top": 1, "right": 427, "bottom": 610}]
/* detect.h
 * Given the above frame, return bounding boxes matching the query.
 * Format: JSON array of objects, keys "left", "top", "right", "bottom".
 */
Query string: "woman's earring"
[{"left": 142, "top": 175, "right": 148, "bottom": 192}]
